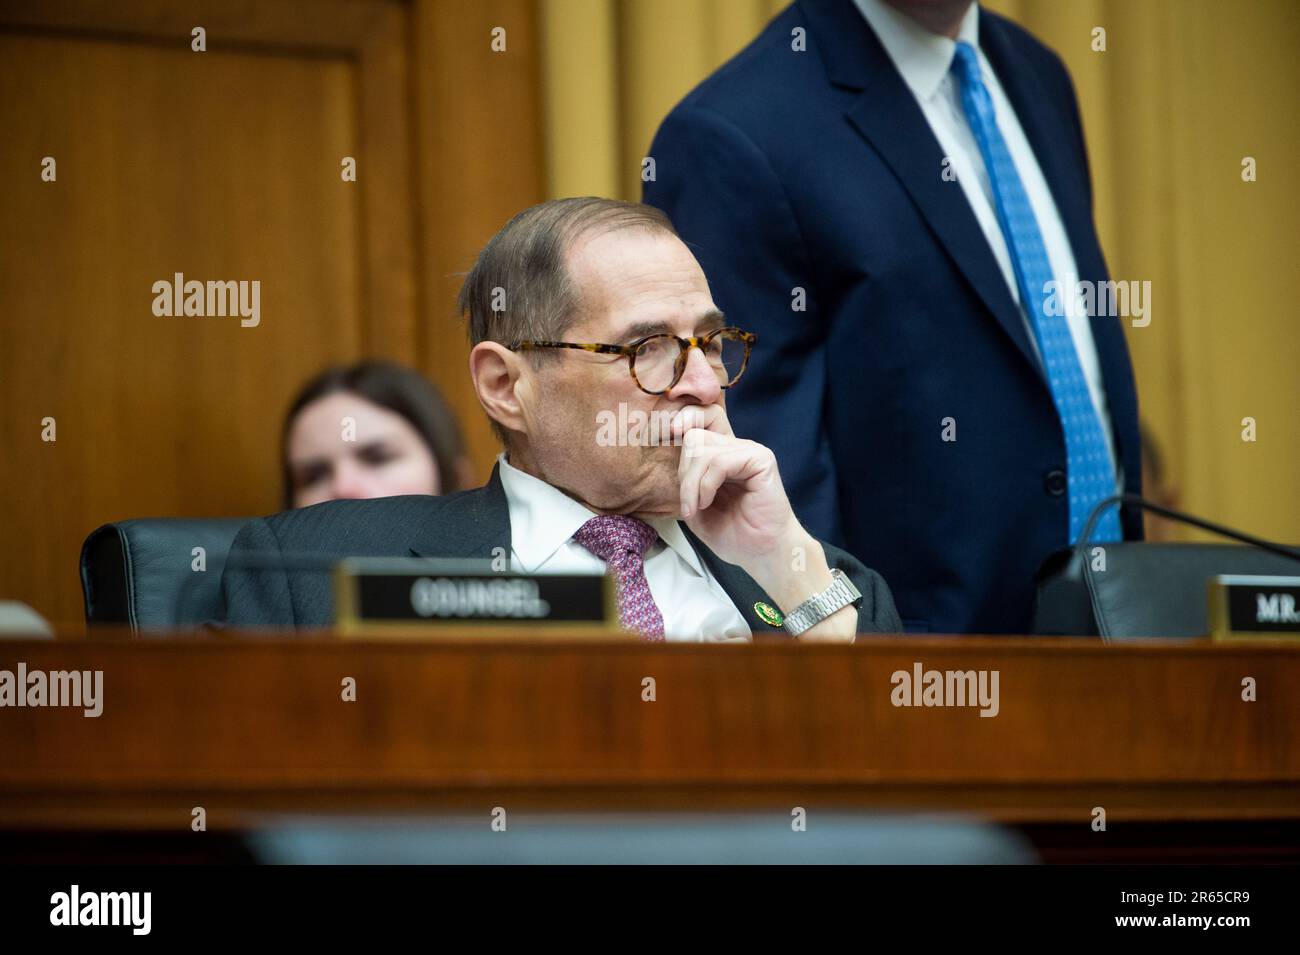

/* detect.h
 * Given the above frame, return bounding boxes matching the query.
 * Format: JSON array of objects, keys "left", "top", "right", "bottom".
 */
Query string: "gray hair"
[{"left": 457, "top": 197, "right": 678, "bottom": 443}]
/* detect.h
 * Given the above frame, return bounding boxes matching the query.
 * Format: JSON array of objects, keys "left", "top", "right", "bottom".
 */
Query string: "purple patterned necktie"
[{"left": 572, "top": 515, "right": 665, "bottom": 641}]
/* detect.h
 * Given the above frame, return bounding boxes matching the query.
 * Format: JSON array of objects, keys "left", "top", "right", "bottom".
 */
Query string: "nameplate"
[
  {"left": 333, "top": 558, "right": 617, "bottom": 638},
  {"left": 1209, "top": 575, "right": 1300, "bottom": 642}
]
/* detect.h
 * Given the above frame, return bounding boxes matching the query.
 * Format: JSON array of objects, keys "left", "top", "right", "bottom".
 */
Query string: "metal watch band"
[{"left": 782, "top": 569, "right": 863, "bottom": 637}]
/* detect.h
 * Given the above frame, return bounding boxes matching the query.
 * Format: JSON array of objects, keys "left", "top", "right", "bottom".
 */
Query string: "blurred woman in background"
[{"left": 282, "top": 361, "right": 473, "bottom": 509}]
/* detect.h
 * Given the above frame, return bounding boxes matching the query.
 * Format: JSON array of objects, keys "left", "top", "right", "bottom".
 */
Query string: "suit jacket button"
[{"left": 1043, "top": 469, "right": 1067, "bottom": 496}]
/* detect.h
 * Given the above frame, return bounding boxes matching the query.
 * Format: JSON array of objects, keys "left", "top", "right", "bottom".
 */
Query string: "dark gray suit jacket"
[{"left": 219, "top": 465, "right": 901, "bottom": 634}]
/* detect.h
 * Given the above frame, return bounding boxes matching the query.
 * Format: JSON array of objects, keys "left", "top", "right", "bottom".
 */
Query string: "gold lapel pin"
[{"left": 754, "top": 601, "right": 784, "bottom": 627}]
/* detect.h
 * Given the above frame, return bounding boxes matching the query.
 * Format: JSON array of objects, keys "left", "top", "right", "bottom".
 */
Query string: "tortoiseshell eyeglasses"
[{"left": 510, "top": 326, "right": 756, "bottom": 396}]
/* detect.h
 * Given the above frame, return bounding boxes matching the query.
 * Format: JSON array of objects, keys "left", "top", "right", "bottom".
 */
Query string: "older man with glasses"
[{"left": 220, "top": 197, "right": 901, "bottom": 641}]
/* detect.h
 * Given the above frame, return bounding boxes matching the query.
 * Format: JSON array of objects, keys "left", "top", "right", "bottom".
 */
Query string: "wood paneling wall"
[{"left": 0, "top": 0, "right": 542, "bottom": 627}]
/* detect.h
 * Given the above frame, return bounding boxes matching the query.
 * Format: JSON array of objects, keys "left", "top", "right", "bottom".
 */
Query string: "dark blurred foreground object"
[
  {"left": 1035, "top": 495, "right": 1300, "bottom": 638},
  {"left": 247, "top": 814, "right": 1034, "bottom": 864}
]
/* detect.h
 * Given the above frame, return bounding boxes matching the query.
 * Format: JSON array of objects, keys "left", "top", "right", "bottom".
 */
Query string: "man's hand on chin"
[{"left": 670, "top": 406, "right": 858, "bottom": 642}]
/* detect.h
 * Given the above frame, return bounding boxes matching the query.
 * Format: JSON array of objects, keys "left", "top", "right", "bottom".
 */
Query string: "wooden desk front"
[{"left": 2, "top": 633, "right": 1296, "bottom": 843}]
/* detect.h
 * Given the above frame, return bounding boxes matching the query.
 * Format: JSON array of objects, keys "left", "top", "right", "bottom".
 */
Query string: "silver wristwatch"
[{"left": 782, "top": 569, "right": 863, "bottom": 636}]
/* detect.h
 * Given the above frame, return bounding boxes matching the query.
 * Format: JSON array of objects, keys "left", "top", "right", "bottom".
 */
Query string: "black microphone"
[{"left": 1077, "top": 493, "right": 1300, "bottom": 564}]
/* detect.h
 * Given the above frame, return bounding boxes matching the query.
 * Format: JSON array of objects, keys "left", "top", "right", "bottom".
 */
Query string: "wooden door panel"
[{"left": 0, "top": 6, "right": 411, "bottom": 626}]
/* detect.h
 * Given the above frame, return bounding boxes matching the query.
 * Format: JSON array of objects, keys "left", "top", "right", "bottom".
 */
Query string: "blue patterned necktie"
[{"left": 950, "top": 41, "right": 1120, "bottom": 544}]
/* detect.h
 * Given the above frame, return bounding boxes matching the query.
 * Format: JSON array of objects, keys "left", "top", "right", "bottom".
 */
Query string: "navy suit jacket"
[
  {"left": 644, "top": 0, "right": 1142, "bottom": 634},
  {"left": 219, "top": 465, "right": 902, "bottom": 634}
]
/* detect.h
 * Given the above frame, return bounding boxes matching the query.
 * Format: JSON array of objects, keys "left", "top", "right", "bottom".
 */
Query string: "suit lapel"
[
  {"left": 408, "top": 463, "right": 512, "bottom": 560},
  {"left": 680, "top": 525, "right": 788, "bottom": 636},
  {"left": 801, "top": 0, "right": 1042, "bottom": 377}
]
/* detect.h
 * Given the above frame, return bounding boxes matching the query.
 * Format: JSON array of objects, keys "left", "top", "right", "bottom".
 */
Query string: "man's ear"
[{"left": 470, "top": 342, "right": 529, "bottom": 436}]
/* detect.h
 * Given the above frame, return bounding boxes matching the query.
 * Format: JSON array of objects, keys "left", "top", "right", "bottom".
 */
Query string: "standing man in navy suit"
[{"left": 645, "top": 0, "right": 1143, "bottom": 634}]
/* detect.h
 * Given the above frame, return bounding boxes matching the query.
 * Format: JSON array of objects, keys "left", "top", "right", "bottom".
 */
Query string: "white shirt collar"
[
  {"left": 495, "top": 453, "right": 707, "bottom": 578},
  {"left": 853, "top": 0, "right": 981, "bottom": 102}
]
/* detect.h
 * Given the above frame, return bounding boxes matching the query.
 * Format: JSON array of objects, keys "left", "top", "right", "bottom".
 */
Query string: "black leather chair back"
[
  {"left": 80, "top": 519, "right": 250, "bottom": 632},
  {"left": 1035, "top": 542, "right": 1300, "bottom": 639}
]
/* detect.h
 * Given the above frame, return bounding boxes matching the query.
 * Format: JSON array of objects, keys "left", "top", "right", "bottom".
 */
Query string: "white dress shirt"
[
  {"left": 854, "top": 0, "right": 1119, "bottom": 476},
  {"left": 496, "top": 454, "right": 752, "bottom": 642}
]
